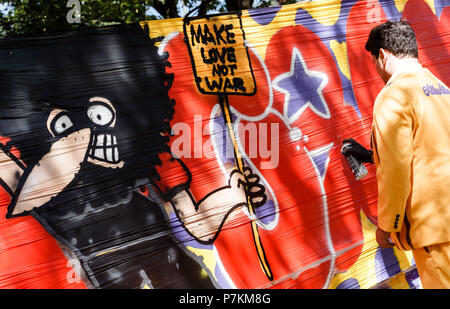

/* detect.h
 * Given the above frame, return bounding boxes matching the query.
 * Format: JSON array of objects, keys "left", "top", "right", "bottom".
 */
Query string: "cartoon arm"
[
  {"left": 152, "top": 153, "right": 266, "bottom": 244},
  {"left": 170, "top": 167, "right": 266, "bottom": 244}
]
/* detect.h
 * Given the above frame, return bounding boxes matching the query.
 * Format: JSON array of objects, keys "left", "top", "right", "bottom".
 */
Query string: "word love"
[{"left": 201, "top": 47, "right": 237, "bottom": 74}]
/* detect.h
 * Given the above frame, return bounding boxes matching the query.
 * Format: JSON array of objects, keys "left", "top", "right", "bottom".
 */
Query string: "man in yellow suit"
[{"left": 342, "top": 21, "right": 450, "bottom": 288}]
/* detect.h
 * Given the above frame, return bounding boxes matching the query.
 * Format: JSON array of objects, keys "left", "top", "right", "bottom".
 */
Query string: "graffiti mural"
[{"left": 0, "top": 0, "right": 449, "bottom": 289}]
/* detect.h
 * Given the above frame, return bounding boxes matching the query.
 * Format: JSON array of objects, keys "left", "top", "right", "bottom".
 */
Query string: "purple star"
[{"left": 273, "top": 47, "right": 330, "bottom": 123}]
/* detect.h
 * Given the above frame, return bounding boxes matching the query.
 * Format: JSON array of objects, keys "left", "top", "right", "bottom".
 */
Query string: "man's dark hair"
[{"left": 365, "top": 21, "right": 418, "bottom": 58}]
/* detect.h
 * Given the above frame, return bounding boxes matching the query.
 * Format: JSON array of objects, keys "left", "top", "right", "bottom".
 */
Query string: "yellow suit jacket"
[{"left": 371, "top": 63, "right": 450, "bottom": 250}]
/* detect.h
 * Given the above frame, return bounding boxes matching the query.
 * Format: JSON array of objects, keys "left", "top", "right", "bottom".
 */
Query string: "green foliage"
[
  {"left": 0, "top": 0, "right": 277, "bottom": 37},
  {"left": 0, "top": 0, "right": 156, "bottom": 35}
]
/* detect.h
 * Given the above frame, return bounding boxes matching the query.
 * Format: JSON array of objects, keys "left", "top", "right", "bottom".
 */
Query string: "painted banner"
[{"left": 0, "top": 0, "right": 449, "bottom": 289}]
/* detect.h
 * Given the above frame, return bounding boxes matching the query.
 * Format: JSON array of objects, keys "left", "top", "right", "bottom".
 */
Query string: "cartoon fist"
[{"left": 230, "top": 166, "right": 267, "bottom": 208}]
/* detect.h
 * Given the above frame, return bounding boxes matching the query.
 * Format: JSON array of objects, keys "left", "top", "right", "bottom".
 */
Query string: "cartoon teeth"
[{"left": 89, "top": 133, "right": 120, "bottom": 163}]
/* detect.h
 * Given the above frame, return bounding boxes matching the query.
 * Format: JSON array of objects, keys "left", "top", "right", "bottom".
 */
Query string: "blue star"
[{"left": 273, "top": 47, "right": 330, "bottom": 123}]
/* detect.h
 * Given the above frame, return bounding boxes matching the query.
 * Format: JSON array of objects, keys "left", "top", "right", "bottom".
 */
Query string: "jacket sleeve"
[{"left": 371, "top": 84, "right": 415, "bottom": 233}]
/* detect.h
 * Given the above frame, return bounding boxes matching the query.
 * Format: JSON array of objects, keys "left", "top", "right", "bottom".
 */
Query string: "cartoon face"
[
  {"left": 7, "top": 96, "right": 124, "bottom": 218},
  {"left": 48, "top": 97, "right": 124, "bottom": 169},
  {"left": 46, "top": 96, "right": 123, "bottom": 169}
]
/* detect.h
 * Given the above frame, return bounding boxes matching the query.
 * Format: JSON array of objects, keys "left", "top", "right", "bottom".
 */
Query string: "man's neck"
[{"left": 384, "top": 57, "right": 420, "bottom": 84}]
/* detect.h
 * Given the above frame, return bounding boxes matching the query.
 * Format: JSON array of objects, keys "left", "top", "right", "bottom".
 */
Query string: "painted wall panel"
[{"left": 0, "top": 0, "right": 448, "bottom": 289}]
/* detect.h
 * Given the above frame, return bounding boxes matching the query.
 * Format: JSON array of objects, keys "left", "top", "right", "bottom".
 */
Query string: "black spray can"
[{"left": 341, "top": 143, "right": 368, "bottom": 180}]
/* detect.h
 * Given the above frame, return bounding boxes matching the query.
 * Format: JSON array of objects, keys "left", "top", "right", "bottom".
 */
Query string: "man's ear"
[{"left": 379, "top": 48, "right": 389, "bottom": 65}]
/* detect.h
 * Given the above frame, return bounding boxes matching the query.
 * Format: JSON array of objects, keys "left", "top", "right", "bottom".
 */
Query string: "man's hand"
[
  {"left": 376, "top": 227, "right": 395, "bottom": 248},
  {"left": 342, "top": 138, "right": 374, "bottom": 163}
]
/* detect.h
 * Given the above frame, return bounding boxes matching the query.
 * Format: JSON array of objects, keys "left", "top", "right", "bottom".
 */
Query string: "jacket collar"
[{"left": 385, "top": 61, "right": 423, "bottom": 88}]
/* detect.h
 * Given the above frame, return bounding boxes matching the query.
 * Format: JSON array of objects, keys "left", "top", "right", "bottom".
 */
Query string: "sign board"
[{"left": 183, "top": 14, "right": 256, "bottom": 96}]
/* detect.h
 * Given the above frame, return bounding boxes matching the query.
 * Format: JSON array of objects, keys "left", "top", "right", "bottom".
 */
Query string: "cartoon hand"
[
  {"left": 229, "top": 167, "right": 267, "bottom": 208},
  {"left": 244, "top": 167, "right": 267, "bottom": 208}
]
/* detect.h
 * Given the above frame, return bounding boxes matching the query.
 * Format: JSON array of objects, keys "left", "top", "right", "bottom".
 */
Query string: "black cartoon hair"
[{"left": 0, "top": 24, "right": 176, "bottom": 213}]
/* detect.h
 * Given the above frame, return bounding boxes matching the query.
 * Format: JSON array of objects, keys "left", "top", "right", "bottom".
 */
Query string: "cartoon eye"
[
  {"left": 87, "top": 104, "right": 114, "bottom": 126},
  {"left": 53, "top": 115, "right": 74, "bottom": 134}
]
